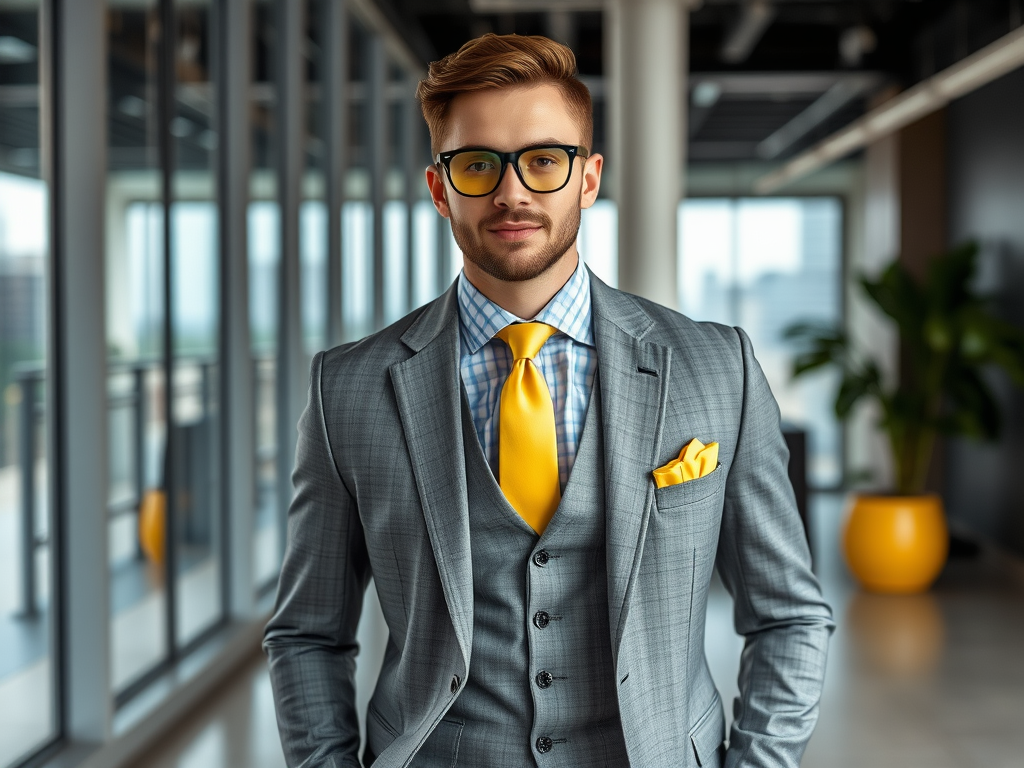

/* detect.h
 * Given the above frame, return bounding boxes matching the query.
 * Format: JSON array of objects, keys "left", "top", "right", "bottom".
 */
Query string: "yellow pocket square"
[{"left": 652, "top": 438, "right": 719, "bottom": 489}]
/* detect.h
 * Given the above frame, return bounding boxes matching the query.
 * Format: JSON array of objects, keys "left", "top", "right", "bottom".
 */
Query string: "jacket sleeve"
[
  {"left": 717, "top": 327, "right": 835, "bottom": 768},
  {"left": 263, "top": 351, "right": 372, "bottom": 768}
]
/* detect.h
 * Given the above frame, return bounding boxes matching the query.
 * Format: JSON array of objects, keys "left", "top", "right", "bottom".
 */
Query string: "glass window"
[
  {"left": 301, "top": 0, "right": 327, "bottom": 355},
  {"left": 411, "top": 199, "right": 439, "bottom": 309},
  {"left": 170, "top": 0, "right": 223, "bottom": 649},
  {"left": 383, "top": 76, "right": 408, "bottom": 326},
  {"left": 342, "top": 18, "right": 373, "bottom": 341},
  {"left": 578, "top": 199, "right": 617, "bottom": 288},
  {"left": 251, "top": 0, "right": 281, "bottom": 591},
  {"left": 106, "top": 0, "right": 170, "bottom": 694},
  {"left": 679, "top": 197, "right": 844, "bottom": 487},
  {"left": 0, "top": 1, "right": 58, "bottom": 763}
]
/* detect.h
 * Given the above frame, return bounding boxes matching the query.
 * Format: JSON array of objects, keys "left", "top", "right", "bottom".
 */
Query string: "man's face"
[{"left": 426, "top": 84, "right": 603, "bottom": 284}]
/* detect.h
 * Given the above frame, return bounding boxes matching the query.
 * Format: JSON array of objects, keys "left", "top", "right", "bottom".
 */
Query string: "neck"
[{"left": 464, "top": 250, "right": 580, "bottom": 319}]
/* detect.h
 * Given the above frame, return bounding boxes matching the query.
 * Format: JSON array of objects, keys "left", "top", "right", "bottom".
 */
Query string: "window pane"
[
  {"left": 106, "top": 0, "right": 169, "bottom": 694},
  {"left": 251, "top": 0, "right": 280, "bottom": 591},
  {"left": 679, "top": 197, "right": 844, "bottom": 487},
  {"left": 0, "top": 1, "right": 57, "bottom": 762},
  {"left": 301, "top": 0, "right": 327, "bottom": 355},
  {"left": 170, "top": 0, "right": 223, "bottom": 649},
  {"left": 411, "top": 200, "right": 438, "bottom": 309},
  {"left": 579, "top": 199, "right": 617, "bottom": 288}
]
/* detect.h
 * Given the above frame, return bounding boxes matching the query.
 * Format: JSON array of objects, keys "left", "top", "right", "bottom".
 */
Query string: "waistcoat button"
[
  {"left": 536, "top": 736, "right": 553, "bottom": 753},
  {"left": 535, "top": 670, "right": 554, "bottom": 689},
  {"left": 533, "top": 550, "right": 550, "bottom": 567},
  {"left": 450, "top": 675, "right": 460, "bottom": 694},
  {"left": 533, "top": 610, "right": 550, "bottom": 629}
]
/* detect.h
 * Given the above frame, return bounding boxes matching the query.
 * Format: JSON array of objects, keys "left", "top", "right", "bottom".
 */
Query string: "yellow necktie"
[{"left": 495, "top": 322, "right": 560, "bottom": 535}]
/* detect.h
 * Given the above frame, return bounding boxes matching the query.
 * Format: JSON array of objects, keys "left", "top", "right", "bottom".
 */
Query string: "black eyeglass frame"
[{"left": 434, "top": 143, "right": 590, "bottom": 198}]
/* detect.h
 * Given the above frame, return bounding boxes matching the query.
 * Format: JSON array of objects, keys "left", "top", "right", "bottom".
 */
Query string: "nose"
[{"left": 491, "top": 162, "right": 532, "bottom": 209}]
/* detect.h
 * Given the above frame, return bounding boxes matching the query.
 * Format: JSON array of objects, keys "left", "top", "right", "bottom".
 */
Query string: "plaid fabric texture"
[{"left": 457, "top": 259, "right": 597, "bottom": 491}]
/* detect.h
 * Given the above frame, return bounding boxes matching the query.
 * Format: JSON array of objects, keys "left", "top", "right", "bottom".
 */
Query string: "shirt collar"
[{"left": 457, "top": 257, "right": 594, "bottom": 355}]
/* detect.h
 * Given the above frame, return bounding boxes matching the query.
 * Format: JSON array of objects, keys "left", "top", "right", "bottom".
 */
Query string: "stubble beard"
[{"left": 450, "top": 198, "right": 583, "bottom": 283}]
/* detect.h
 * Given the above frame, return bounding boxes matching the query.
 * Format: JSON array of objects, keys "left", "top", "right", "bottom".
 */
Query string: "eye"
[
  {"left": 465, "top": 160, "right": 496, "bottom": 173},
  {"left": 522, "top": 150, "right": 567, "bottom": 173}
]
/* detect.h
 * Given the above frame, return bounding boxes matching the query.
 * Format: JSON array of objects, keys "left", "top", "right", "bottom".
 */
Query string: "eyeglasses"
[{"left": 435, "top": 144, "right": 589, "bottom": 197}]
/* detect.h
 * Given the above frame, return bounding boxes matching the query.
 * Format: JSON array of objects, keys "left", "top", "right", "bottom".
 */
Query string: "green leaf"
[
  {"left": 835, "top": 373, "right": 872, "bottom": 419},
  {"left": 861, "top": 263, "right": 927, "bottom": 341},
  {"left": 944, "top": 365, "right": 1000, "bottom": 440}
]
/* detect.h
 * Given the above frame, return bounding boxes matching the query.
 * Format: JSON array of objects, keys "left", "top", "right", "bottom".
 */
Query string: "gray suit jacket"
[{"left": 264, "top": 269, "right": 834, "bottom": 768}]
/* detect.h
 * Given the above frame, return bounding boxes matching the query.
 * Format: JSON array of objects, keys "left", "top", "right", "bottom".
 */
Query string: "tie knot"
[{"left": 496, "top": 322, "right": 558, "bottom": 361}]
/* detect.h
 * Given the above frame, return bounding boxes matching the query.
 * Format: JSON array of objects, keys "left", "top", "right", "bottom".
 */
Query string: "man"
[{"left": 264, "top": 33, "right": 833, "bottom": 768}]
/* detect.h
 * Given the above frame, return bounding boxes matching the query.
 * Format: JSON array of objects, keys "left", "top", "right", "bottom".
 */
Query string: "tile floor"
[{"left": 127, "top": 493, "right": 1024, "bottom": 768}]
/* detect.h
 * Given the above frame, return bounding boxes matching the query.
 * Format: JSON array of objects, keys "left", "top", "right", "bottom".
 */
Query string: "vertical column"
[
  {"left": 403, "top": 80, "right": 420, "bottom": 311},
  {"left": 325, "top": 0, "right": 348, "bottom": 346},
  {"left": 367, "top": 35, "right": 387, "bottom": 331},
  {"left": 606, "top": 0, "right": 692, "bottom": 309},
  {"left": 276, "top": 0, "right": 306, "bottom": 537},
  {"left": 222, "top": 0, "right": 255, "bottom": 617},
  {"left": 55, "top": 0, "right": 112, "bottom": 741}
]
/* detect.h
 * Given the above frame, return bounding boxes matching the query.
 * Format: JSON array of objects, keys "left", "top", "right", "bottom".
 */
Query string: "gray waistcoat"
[{"left": 411, "top": 382, "right": 629, "bottom": 767}]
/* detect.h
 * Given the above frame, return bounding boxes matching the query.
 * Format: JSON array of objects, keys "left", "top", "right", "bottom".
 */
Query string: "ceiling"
[{"left": 375, "top": 0, "right": 1024, "bottom": 162}]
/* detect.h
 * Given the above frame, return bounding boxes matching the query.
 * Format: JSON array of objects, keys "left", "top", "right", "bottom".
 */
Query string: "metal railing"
[{"left": 12, "top": 354, "right": 278, "bottom": 617}]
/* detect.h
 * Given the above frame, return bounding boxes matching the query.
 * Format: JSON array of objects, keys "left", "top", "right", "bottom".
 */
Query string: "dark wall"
[{"left": 945, "top": 67, "right": 1024, "bottom": 557}]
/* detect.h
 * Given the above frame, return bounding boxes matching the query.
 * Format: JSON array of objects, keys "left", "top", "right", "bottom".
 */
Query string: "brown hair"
[{"left": 416, "top": 33, "right": 593, "bottom": 155}]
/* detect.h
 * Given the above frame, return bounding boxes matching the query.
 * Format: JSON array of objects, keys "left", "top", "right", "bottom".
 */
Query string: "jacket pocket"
[
  {"left": 689, "top": 694, "right": 726, "bottom": 767},
  {"left": 365, "top": 699, "right": 399, "bottom": 765},
  {"left": 410, "top": 718, "right": 464, "bottom": 768},
  {"left": 654, "top": 462, "right": 726, "bottom": 511}
]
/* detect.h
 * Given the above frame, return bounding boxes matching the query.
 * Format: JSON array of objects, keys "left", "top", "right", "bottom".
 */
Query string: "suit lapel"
[
  {"left": 390, "top": 283, "right": 474, "bottom": 666},
  {"left": 589, "top": 272, "right": 671, "bottom": 659}
]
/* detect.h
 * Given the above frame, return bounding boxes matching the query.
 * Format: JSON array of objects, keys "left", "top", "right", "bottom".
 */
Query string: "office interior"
[{"left": 1, "top": 0, "right": 1023, "bottom": 766}]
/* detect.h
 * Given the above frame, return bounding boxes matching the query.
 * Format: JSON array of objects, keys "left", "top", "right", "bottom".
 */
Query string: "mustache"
[{"left": 479, "top": 210, "right": 550, "bottom": 229}]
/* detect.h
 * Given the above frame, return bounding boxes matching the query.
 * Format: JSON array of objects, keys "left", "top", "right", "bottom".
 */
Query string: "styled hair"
[{"left": 416, "top": 33, "right": 593, "bottom": 155}]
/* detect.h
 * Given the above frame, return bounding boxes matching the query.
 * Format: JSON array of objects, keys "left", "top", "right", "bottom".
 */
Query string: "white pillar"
[
  {"left": 222, "top": 0, "right": 256, "bottom": 618},
  {"left": 57, "top": 0, "right": 112, "bottom": 742},
  {"left": 606, "top": 0, "right": 695, "bottom": 309}
]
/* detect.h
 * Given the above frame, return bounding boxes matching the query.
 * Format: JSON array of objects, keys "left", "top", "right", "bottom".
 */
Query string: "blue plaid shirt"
[{"left": 458, "top": 259, "right": 597, "bottom": 491}]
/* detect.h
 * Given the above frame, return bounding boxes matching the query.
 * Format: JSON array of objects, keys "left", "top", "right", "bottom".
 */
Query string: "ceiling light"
[
  {"left": 755, "top": 24, "right": 1024, "bottom": 194},
  {"left": 0, "top": 36, "right": 36, "bottom": 64},
  {"left": 692, "top": 81, "right": 722, "bottom": 108}
]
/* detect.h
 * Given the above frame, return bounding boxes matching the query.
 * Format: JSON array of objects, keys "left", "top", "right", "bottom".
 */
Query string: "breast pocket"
[{"left": 654, "top": 462, "right": 726, "bottom": 512}]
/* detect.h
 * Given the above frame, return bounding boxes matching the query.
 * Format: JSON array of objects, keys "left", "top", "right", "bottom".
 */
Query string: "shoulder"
[
  {"left": 590, "top": 275, "right": 743, "bottom": 360},
  {"left": 635, "top": 293, "right": 739, "bottom": 351},
  {"left": 318, "top": 295, "right": 444, "bottom": 384}
]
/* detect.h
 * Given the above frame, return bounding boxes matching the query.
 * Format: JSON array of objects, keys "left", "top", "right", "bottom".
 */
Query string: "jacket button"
[
  {"left": 533, "top": 610, "right": 550, "bottom": 629},
  {"left": 535, "top": 670, "right": 553, "bottom": 689},
  {"left": 536, "top": 736, "right": 553, "bottom": 753},
  {"left": 450, "top": 675, "right": 460, "bottom": 694},
  {"left": 533, "top": 550, "right": 550, "bottom": 567}
]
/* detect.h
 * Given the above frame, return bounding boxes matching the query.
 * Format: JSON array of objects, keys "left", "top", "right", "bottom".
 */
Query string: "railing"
[{"left": 12, "top": 354, "right": 278, "bottom": 617}]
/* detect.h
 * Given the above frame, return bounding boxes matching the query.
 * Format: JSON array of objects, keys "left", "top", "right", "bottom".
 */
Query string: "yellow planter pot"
[{"left": 843, "top": 494, "right": 949, "bottom": 594}]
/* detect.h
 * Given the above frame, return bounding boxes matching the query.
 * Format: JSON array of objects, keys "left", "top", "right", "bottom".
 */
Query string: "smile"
[{"left": 487, "top": 224, "right": 543, "bottom": 241}]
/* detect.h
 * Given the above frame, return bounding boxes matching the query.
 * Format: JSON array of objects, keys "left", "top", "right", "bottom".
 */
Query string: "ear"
[
  {"left": 579, "top": 153, "right": 603, "bottom": 210},
  {"left": 425, "top": 164, "right": 451, "bottom": 219}
]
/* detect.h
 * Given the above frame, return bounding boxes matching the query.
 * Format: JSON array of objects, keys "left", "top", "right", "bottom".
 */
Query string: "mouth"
[{"left": 486, "top": 222, "right": 543, "bottom": 242}]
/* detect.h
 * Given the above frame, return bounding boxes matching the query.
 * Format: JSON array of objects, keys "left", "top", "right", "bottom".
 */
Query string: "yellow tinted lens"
[
  {"left": 449, "top": 151, "right": 501, "bottom": 195},
  {"left": 518, "top": 147, "right": 571, "bottom": 191}
]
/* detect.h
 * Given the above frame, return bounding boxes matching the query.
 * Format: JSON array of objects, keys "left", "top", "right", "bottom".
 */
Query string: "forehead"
[{"left": 443, "top": 83, "right": 580, "bottom": 151}]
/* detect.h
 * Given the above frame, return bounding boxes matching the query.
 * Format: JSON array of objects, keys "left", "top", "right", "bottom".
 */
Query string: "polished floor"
[{"left": 127, "top": 493, "right": 1024, "bottom": 768}]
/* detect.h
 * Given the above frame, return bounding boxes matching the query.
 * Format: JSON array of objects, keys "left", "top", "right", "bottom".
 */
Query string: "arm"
[
  {"left": 263, "top": 351, "right": 372, "bottom": 768},
  {"left": 717, "top": 328, "right": 835, "bottom": 768}
]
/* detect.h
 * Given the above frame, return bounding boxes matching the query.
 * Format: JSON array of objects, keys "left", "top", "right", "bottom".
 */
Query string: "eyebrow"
[{"left": 451, "top": 138, "right": 571, "bottom": 152}]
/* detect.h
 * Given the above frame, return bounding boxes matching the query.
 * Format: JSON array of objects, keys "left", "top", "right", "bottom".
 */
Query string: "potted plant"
[{"left": 785, "top": 242, "right": 1024, "bottom": 593}]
